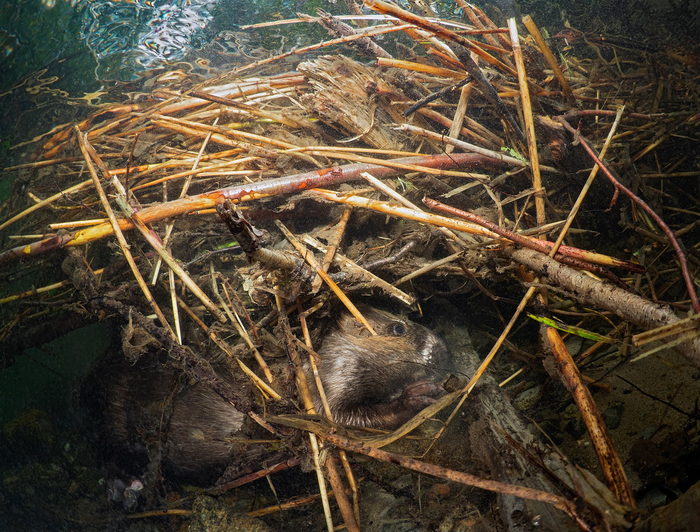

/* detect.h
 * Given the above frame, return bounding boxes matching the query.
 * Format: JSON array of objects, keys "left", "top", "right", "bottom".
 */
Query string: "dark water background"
[{"left": 1, "top": 0, "right": 699, "bottom": 447}]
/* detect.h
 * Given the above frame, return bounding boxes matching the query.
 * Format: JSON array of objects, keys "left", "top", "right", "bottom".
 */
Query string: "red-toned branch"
[
  {"left": 321, "top": 431, "right": 586, "bottom": 526},
  {"left": 0, "top": 152, "right": 503, "bottom": 266},
  {"left": 557, "top": 117, "right": 700, "bottom": 312},
  {"left": 422, "top": 197, "right": 644, "bottom": 279}
]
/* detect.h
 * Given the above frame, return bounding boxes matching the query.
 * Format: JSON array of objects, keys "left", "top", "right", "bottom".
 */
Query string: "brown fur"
[
  {"left": 88, "top": 307, "right": 450, "bottom": 482},
  {"left": 305, "top": 306, "right": 451, "bottom": 428}
]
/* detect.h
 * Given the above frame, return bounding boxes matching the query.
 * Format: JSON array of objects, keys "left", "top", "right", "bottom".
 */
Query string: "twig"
[
  {"left": 403, "top": 76, "right": 472, "bottom": 117},
  {"left": 545, "top": 328, "right": 636, "bottom": 508},
  {"left": 556, "top": 117, "right": 700, "bottom": 313},
  {"left": 547, "top": 107, "right": 624, "bottom": 261},
  {"left": 168, "top": 269, "right": 182, "bottom": 345},
  {"left": 316, "top": 8, "right": 391, "bottom": 59},
  {"left": 363, "top": 0, "right": 524, "bottom": 142},
  {"left": 275, "top": 220, "right": 377, "bottom": 336},
  {"left": 0, "top": 178, "right": 92, "bottom": 232},
  {"left": 151, "top": 114, "right": 219, "bottom": 284},
  {"left": 422, "top": 197, "right": 643, "bottom": 277},
  {"left": 509, "top": 18, "right": 545, "bottom": 228},
  {"left": 363, "top": 0, "right": 516, "bottom": 75},
  {"left": 502, "top": 247, "right": 700, "bottom": 367},
  {"left": 361, "top": 241, "right": 416, "bottom": 271},
  {"left": 294, "top": 304, "right": 363, "bottom": 523},
  {"left": 302, "top": 234, "right": 416, "bottom": 306},
  {"left": 313, "top": 188, "right": 493, "bottom": 238},
  {"left": 521, "top": 15, "right": 576, "bottom": 106},
  {"left": 313, "top": 207, "right": 352, "bottom": 293},
  {"left": 82, "top": 132, "right": 229, "bottom": 324},
  {"left": 187, "top": 90, "right": 306, "bottom": 129},
  {"left": 210, "top": 267, "right": 273, "bottom": 383},
  {"left": 632, "top": 313, "right": 700, "bottom": 347},
  {"left": 376, "top": 57, "right": 465, "bottom": 79},
  {"left": 0, "top": 153, "right": 499, "bottom": 266},
  {"left": 275, "top": 296, "right": 352, "bottom": 532},
  {"left": 75, "top": 127, "right": 177, "bottom": 339},
  {"left": 396, "top": 123, "right": 559, "bottom": 173},
  {"left": 289, "top": 426, "right": 586, "bottom": 526},
  {"left": 208, "top": 457, "right": 302, "bottom": 495},
  {"left": 232, "top": 22, "right": 414, "bottom": 76},
  {"left": 445, "top": 82, "right": 474, "bottom": 154},
  {"left": 174, "top": 293, "right": 281, "bottom": 400},
  {"left": 393, "top": 251, "right": 463, "bottom": 286},
  {"left": 360, "top": 170, "right": 462, "bottom": 244}
]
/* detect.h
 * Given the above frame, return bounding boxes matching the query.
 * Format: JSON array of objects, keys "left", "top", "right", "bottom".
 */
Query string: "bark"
[{"left": 502, "top": 247, "right": 700, "bottom": 368}]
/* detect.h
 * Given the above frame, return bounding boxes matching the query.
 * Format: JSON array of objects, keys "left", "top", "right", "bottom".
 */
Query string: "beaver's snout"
[{"left": 305, "top": 306, "right": 452, "bottom": 428}]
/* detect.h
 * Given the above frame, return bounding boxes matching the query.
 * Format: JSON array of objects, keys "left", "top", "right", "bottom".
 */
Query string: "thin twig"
[
  {"left": 557, "top": 117, "right": 700, "bottom": 312},
  {"left": 74, "top": 127, "right": 177, "bottom": 339}
]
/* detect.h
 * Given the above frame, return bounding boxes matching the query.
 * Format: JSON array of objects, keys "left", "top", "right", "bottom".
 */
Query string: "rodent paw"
[{"left": 401, "top": 379, "right": 444, "bottom": 408}]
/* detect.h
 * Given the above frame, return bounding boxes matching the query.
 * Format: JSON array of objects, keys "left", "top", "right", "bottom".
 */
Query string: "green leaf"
[{"left": 527, "top": 313, "right": 614, "bottom": 343}]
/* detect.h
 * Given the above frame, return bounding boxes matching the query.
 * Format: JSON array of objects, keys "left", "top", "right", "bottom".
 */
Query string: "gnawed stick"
[
  {"left": 545, "top": 328, "right": 636, "bottom": 508},
  {"left": 502, "top": 246, "right": 700, "bottom": 368},
  {"left": 423, "top": 197, "right": 644, "bottom": 274},
  {"left": 315, "top": 189, "right": 641, "bottom": 273},
  {"left": 0, "top": 153, "right": 500, "bottom": 265}
]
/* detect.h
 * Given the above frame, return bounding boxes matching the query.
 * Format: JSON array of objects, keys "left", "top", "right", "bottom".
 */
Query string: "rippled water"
[
  {"left": 2, "top": 0, "right": 697, "bottom": 94},
  {"left": 81, "top": 0, "right": 218, "bottom": 76},
  {"left": 0, "top": 0, "right": 697, "bottom": 148},
  {"left": 0, "top": 0, "right": 304, "bottom": 93}
]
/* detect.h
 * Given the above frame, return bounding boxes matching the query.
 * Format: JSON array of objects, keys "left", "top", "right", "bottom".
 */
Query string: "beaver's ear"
[
  {"left": 356, "top": 325, "right": 374, "bottom": 339},
  {"left": 338, "top": 312, "right": 372, "bottom": 338}
]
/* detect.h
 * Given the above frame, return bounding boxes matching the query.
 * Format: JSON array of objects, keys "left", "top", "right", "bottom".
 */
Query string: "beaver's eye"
[{"left": 392, "top": 322, "right": 407, "bottom": 336}]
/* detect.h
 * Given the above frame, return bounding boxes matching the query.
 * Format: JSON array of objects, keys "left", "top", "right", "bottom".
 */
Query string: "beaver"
[
  {"left": 84, "top": 359, "right": 250, "bottom": 482},
  {"left": 85, "top": 306, "right": 451, "bottom": 483},
  {"left": 305, "top": 306, "right": 452, "bottom": 428}
]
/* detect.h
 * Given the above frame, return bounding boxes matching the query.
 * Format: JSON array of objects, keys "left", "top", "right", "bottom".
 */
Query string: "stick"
[
  {"left": 546, "top": 329, "right": 636, "bottom": 508},
  {"left": 0, "top": 153, "right": 499, "bottom": 265},
  {"left": 521, "top": 16, "right": 576, "bottom": 106},
  {"left": 503, "top": 247, "right": 700, "bottom": 368},
  {"left": 509, "top": 18, "right": 545, "bottom": 229},
  {"left": 75, "top": 127, "right": 177, "bottom": 339},
  {"left": 275, "top": 220, "right": 377, "bottom": 336},
  {"left": 557, "top": 117, "right": 700, "bottom": 313}
]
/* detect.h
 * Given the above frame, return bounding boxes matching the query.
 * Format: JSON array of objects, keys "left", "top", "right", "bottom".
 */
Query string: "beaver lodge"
[{"left": 1, "top": 1, "right": 700, "bottom": 531}]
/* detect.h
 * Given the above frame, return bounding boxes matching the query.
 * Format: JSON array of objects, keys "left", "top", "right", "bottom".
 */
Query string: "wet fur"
[
  {"left": 88, "top": 307, "right": 450, "bottom": 483},
  {"left": 305, "top": 307, "right": 451, "bottom": 428},
  {"left": 87, "top": 361, "right": 247, "bottom": 482}
]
